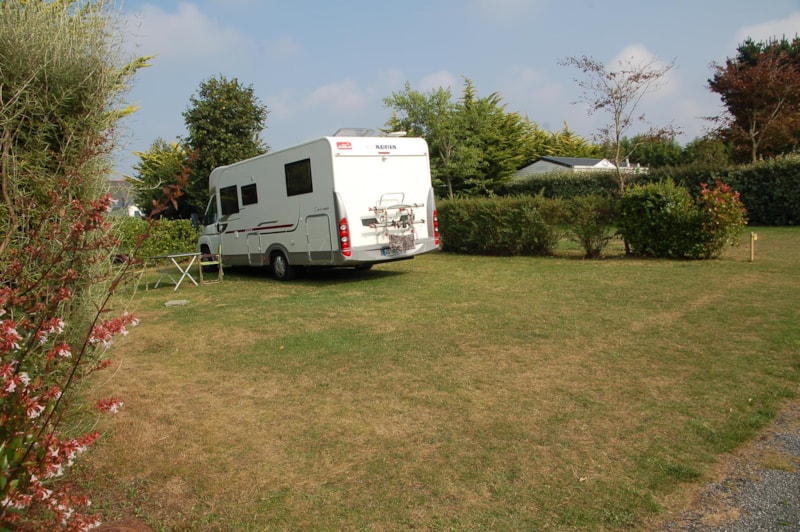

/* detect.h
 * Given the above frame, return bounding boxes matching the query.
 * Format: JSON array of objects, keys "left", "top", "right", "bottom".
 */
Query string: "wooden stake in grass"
[{"left": 750, "top": 231, "right": 758, "bottom": 262}]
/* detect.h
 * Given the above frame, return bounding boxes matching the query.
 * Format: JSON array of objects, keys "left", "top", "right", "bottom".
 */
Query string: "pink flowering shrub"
[
  {"left": 1, "top": 1, "right": 159, "bottom": 527},
  {"left": 695, "top": 180, "right": 748, "bottom": 259},
  {"left": 0, "top": 190, "right": 141, "bottom": 530},
  {"left": 618, "top": 179, "right": 747, "bottom": 259}
]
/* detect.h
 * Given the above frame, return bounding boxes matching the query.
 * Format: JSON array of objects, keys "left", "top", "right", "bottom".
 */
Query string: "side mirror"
[{"left": 190, "top": 212, "right": 200, "bottom": 228}]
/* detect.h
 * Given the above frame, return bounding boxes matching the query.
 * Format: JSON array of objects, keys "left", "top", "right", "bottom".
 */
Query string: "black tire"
[{"left": 270, "top": 251, "right": 296, "bottom": 281}]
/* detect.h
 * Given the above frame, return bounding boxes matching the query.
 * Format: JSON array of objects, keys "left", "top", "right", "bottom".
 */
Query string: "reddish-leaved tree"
[{"left": 709, "top": 37, "right": 800, "bottom": 162}]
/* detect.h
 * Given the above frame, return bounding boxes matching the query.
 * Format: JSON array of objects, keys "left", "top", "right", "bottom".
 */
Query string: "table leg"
[{"left": 171, "top": 256, "right": 199, "bottom": 290}]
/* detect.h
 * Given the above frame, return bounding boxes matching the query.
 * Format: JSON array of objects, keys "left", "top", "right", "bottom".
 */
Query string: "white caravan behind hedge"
[{"left": 197, "top": 135, "right": 439, "bottom": 280}]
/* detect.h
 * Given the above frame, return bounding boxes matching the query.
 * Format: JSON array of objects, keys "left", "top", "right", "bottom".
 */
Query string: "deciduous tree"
[
  {"left": 384, "top": 79, "right": 539, "bottom": 198},
  {"left": 560, "top": 54, "right": 678, "bottom": 192},
  {"left": 129, "top": 138, "right": 194, "bottom": 219},
  {"left": 183, "top": 76, "right": 269, "bottom": 214},
  {"left": 708, "top": 37, "right": 800, "bottom": 162},
  {"left": 384, "top": 82, "right": 476, "bottom": 198}
]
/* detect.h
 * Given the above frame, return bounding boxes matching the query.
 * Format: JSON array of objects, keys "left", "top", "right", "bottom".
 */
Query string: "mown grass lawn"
[{"left": 78, "top": 228, "right": 799, "bottom": 530}]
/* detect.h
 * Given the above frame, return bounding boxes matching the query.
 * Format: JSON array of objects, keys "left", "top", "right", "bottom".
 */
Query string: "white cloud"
[
  {"left": 124, "top": 2, "right": 251, "bottom": 65},
  {"left": 664, "top": 95, "right": 722, "bottom": 141},
  {"left": 266, "top": 88, "right": 300, "bottom": 119},
  {"left": 498, "top": 65, "right": 569, "bottom": 127},
  {"left": 416, "top": 70, "right": 459, "bottom": 92},
  {"left": 609, "top": 44, "right": 680, "bottom": 101},
  {"left": 501, "top": 65, "right": 555, "bottom": 104},
  {"left": 509, "top": 65, "right": 546, "bottom": 86},
  {"left": 305, "top": 78, "right": 370, "bottom": 114},
  {"left": 735, "top": 11, "right": 800, "bottom": 44},
  {"left": 374, "top": 69, "right": 408, "bottom": 94}
]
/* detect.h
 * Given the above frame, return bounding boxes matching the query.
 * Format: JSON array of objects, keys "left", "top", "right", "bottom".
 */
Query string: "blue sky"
[{"left": 116, "top": 0, "right": 800, "bottom": 177}]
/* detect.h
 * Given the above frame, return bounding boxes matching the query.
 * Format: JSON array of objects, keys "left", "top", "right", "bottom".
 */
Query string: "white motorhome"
[{"left": 197, "top": 134, "right": 439, "bottom": 280}]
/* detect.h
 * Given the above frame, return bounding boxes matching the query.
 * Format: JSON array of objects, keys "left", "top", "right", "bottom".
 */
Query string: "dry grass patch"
[{"left": 76, "top": 229, "right": 800, "bottom": 530}]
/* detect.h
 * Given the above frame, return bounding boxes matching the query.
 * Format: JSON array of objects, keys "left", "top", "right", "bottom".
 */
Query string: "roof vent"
[{"left": 333, "top": 128, "right": 375, "bottom": 137}]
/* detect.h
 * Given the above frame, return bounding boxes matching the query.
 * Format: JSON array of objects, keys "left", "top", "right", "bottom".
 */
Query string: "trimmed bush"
[
  {"left": 438, "top": 196, "right": 565, "bottom": 256},
  {"left": 617, "top": 180, "right": 746, "bottom": 259},
  {"left": 567, "top": 195, "right": 618, "bottom": 258},
  {"left": 112, "top": 218, "right": 199, "bottom": 259},
  {"left": 503, "top": 170, "right": 622, "bottom": 198},
  {"left": 726, "top": 155, "right": 800, "bottom": 226},
  {"left": 617, "top": 180, "right": 698, "bottom": 258}
]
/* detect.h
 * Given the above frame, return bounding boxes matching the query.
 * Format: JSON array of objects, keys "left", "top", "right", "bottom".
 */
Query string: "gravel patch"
[{"left": 661, "top": 399, "right": 800, "bottom": 531}]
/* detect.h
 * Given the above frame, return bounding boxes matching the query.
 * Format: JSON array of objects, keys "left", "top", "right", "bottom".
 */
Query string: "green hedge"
[
  {"left": 616, "top": 180, "right": 747, "bottom": 259},
  {"left": 438, "top": 196, "right": 565, "bottom": 256},
  {"left": 440, "top": 178, "right": 747, "bottom": 260},
  {"left": 502, "top": 170, "right": 626, "bottom": 198},
  {"left": 507, "top": 156, "right": 800, "bottom": 226},
  {"left": 112, "top": 218, "right": 199, "bottom": 259},
  {"left": 725, "top": 156, "right": 800, "bottom": 226},
  {"left": 645, "top": 159, "right": 800, "bottom": 226}
]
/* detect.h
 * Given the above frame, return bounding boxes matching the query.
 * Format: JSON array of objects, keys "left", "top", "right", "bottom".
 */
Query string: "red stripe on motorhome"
[{"left": 224, "top": 224, "right": 295, "bottom": 235}]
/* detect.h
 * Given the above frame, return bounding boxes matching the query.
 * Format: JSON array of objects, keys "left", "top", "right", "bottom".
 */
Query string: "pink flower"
[
  {"left": 0, "top": 319, "right": 22, "bottom": 351},
  {"left": 37, "top": 318, "right": 66, "bottom": 344},
  {"left": 89, "top": 313, "right": 139, "bottom": 347},
  {"left": 47, "top": 342, "right": 72, "bottom": 361},
  {"left": 26, "top": 401, "right": 45, "bottom": 419},
  {"left": 2, "top": 369, "right": 27, "bottom": 394},
  {"left": 96, "top": 397, "right": 123, "bottom": 414},
  {"left": 0, "top": 363, "right": 13, "bottom": 377}
]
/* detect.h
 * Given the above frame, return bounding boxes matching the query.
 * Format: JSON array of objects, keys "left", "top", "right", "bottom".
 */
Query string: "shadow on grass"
[{"left": 222, "top": 264, "right": 409, "bottom": 286}]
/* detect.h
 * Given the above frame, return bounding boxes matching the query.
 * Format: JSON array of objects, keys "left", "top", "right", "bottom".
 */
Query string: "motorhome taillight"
[
  {"left": 433, "top": 210, "right": 440, "bottom": 246},
  {"left": 339, "top": 218, "right": 352, "bottom": 257}
]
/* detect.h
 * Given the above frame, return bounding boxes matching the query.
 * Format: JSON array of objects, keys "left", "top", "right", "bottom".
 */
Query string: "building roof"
[
  {"left": 513, "top": 156, "right": 648, "bottom": 181},
  {"left": 537, "top": 156, "right": 607, "bottom": 168},
  {"left": 513, "top": 156, "right": 626, "bottom": 180}
]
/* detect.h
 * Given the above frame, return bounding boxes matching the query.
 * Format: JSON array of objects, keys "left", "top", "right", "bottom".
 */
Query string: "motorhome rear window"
[
  {"left": 241, "top": 183, "right": 258, "bottom": 206},
  {"left": 285, "top": 159, "right": 313, "bottom": 196},
  {"left": 220, "top": 185, "right": 240, "bottom": 215}
]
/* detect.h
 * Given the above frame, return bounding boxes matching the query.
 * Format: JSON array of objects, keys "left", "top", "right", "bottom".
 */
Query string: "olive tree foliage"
[
  {"left": 560, "top": 55, "right": 678, "bottom": 192},
  {"left": 708, "top": 37, "right": 800, "bottom": 162},
  {"left": 182, "top": 75, "right": 269, "bottom": 214},
  {"left": 0, "top": 0, "right": 149, "bottom": 282},
  {"left": 384, "top": 79, "right": 540, "bottom": 198},
  {"left": 128, "top": 138, "right": 194, "bottom": 219}
]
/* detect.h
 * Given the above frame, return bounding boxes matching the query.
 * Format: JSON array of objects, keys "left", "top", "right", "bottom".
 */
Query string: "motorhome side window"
[
  {"left": 285, "top": 158, "right": 313, "bottom": 196},
  {"left": 220, "top": 185, "right": 240, "bottom": 216},
  {"left": 241, "top": 183, "right": 258, "bottom": 206}
]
